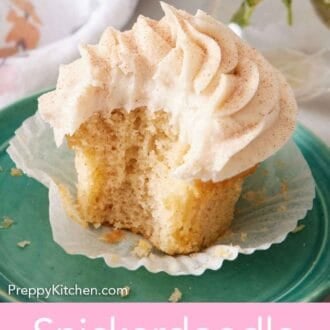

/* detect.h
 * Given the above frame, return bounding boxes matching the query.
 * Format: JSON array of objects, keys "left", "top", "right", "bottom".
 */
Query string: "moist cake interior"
[{"left": 67, "top": 108, "right": 248, "bottom": 255}]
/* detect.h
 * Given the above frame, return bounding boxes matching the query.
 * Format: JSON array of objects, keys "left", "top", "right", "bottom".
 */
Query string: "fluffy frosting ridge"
[{"left": 39, "top": 2, "right": 297, "bottom": 182}]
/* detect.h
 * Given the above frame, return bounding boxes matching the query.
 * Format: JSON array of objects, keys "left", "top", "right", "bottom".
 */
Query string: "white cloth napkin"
[{"left": 0, "top": 0, "right": 138, "bottom": 108}]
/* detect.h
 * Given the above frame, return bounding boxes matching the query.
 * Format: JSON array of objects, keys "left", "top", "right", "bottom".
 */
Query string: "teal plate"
[{"left": 0, "top": 92, "right": 329, "bottom": 302}]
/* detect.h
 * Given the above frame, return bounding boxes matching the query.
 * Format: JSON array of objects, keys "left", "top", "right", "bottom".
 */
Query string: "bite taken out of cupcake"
[{"left": 38, "top": 2, "right": 297, "bottom": 255}]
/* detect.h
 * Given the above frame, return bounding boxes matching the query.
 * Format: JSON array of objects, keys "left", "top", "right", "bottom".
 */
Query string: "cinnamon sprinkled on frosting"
[{"left": 39, "top": 2, "right": 297, "bottom": 182}]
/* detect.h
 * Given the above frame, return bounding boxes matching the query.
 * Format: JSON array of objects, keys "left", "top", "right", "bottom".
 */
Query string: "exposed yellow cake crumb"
[
  {"left": 67, "top": 108, "right": 253, "bottom": 255},
  {"left": 10, "top": 168, "right": 23, "bottom": 177},
  {"left": 101, "top": 230, "right": 125, "bottom": 244},
  {"left": 168, "top": 288, "right": 182, "bottom": 302},
  {"left": 132, "top": 239, "right": 152, "bottom": 258}
]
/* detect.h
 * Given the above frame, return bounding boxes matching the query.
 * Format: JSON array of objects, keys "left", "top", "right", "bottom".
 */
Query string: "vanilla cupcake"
[{"left": 38, "top": 2, "right": 297, "bottom": 255}]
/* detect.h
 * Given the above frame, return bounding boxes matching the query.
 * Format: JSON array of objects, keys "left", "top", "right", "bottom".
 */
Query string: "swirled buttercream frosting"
[{"left": 39, "top": 2, "right": 297, "bottom": 182}]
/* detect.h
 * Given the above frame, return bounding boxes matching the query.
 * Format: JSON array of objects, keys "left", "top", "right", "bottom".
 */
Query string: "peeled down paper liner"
[{"left": 7, "top": 113, "right": 315, "bottom": 276}]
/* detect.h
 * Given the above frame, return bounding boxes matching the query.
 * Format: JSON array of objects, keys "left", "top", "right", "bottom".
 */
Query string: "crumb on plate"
[
  {"left": 120, "top": 286, "right": 131, "bottom": 298},
  {"left": 168, "top": 288, "right": 182, "bottom": 302},
  {"left": 101, "top": 229, "right": 125, "bottom": 244},
  {"left": 0, "top": 217, "right": 14, "bottom": 229},
  {"left": 291, "top": 224, "right": 305, "bottom": 234},
  {"left": 17, "top": 240, "right": 31, "bottom": 248},
  {"left": 132, "top": 239, "right": 152, "bottom": 258},
  {"left": 10, "top": 168, "right": 23, "bottom": 177}
]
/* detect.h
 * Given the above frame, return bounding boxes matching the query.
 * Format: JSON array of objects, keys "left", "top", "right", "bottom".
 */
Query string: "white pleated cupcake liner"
[{"left": 7, "top": 113, "right": 315, "bottom": 275}]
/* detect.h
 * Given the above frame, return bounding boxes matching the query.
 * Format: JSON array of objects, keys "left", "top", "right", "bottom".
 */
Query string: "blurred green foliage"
[
  {"left": 311, "top": 0, "right": 330, "bottom": 27},
  {"left": 231, "top": 0, "right": 330, "bottom": 28}
]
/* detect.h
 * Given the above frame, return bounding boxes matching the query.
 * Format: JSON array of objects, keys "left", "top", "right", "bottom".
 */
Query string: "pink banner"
[{"left": 0, "top": 303, "right": 328, "bottom": 330}]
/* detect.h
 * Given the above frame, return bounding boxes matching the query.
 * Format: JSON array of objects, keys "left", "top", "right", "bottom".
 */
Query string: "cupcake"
[{"left": 38, "top": 2, "right": 297, "bottom": 255}]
